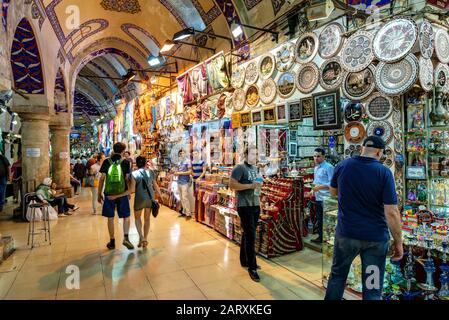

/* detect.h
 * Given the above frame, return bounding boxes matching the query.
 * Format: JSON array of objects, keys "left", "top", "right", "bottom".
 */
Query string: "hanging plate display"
[
  {"left": 365, "top": 93, "right": 393, "bottom": 121},
  {"left": 419, "top": 19, "right": 435, "bottom": 59},
  {"left": 260, "top": 78, "right": 277, "bottom": 104},
  {"left": 277, "top": 71, "right": 296, "bottom": 98},
  {"left": 258, "top": 53, "right": 276, "bottom": 80},
  {"left": 231, "top": 65, "right": 245, "bottom": 89},
  {"left": 319, "top": 58, "right": 345, "bottom": 91},
  {"left": 366, "top": 120, "right": 394, "bottom": 145},
  {"left": 380, "top": 147, "right": 394, "bottom": 168},
  {"left": 245, "top": 85, "right": 260, "bottom": 108},
  {"left": 296, "top": 62, "right": 319, "bottom": 94},
  {"left": 275, "top": 43, "right": 295, "bottom": 72},
  {"left": 373, "top": 17, "right": 418, "bottom": 63},
  {"left": 342, "top": 65, "right": 376, "bottom": 100},
  {"left": 419, "top": 56, "right": 434, "bottom": 92},
  {"left": 434, "top": 28, "right": 449, "bottom": 64},
  {"left": 344, "top": 101, "right": 364, "bottom": 122},
  {"left": 295, "top": 32, "right": 319, "bottom": 64},
  {"left": 217, "top": 93, "right": 227, "bottom": 118},
  {"left": 318, "top": 22, "right": 344, "bottom": 59},
  {"left": 341, "top": 30, "right": 374, "bottom": 73},
  {"left": 231, "top": 88, "right": 246, "bottom": 112},
  {"left": 245, "top": 61, "right": 259, "bottom": 85},
  {"left": 345, "top": 121, "right": 366, "bottom": 144},
  {"left": 435, "top": 62, "right": 449, "bottom": 92},
  {"left": 375, "top": 54, "right": 419, "bottom": 96}
]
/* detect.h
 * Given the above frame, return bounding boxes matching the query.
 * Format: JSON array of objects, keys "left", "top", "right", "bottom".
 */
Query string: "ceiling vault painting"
[{"left": 100, "top": 0, "right": 142, "bottom": 14}]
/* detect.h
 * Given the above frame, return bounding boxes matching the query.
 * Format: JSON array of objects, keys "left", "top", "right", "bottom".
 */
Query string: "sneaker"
[
  {"left": 106, "top": 240, "right": 115, "bottom": 250},
  {"left": 123, "top": 239, "right": 134, "bottom": 250},
  {"left": 248, "top": 270, "right": 260, "bottom": 282},
  {"left": 63, "top": 211, "right": 73, "bottom": 216},
  {"left": 70, "top": 206, "right": 80, "bottom": 211},
  {"left": 311, "top": 237, "right": 322, "bottom": 244}
]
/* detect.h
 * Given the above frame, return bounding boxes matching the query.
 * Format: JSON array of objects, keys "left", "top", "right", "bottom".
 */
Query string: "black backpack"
[{"left": 0, "top": 156, "right": 9, "bottom": 178}]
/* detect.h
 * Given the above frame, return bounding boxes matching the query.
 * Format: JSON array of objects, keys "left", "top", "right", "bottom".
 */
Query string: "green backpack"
[{"left": 105, "top": 158, "right": 126, "bottom": 195}]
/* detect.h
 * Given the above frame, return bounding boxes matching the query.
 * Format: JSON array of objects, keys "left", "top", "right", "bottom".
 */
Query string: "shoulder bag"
[{"left": 140, "top": 170, "right": 159, "bottom": 218}]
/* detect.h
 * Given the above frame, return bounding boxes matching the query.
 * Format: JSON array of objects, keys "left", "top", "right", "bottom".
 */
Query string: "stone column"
[
  {"left": 50, "top": 125, "right": 72, "bottom": 197},
  {"left": 19, "top": 113, "right": 50, "bottom": 193}
]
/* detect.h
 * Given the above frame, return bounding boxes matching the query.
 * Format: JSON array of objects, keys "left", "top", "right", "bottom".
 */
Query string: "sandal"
[{"left": 142, "top": 240, "right": 148, "bottom": 248}]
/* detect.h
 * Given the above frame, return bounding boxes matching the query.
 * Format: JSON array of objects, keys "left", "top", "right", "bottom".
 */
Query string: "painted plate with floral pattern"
[
  {"left": 245, "top": 61, "right": 259, "bottom": 85},
  {"left": 345, "top": 121, "right": 366, "bottom": 144},
  {"left": 319, "top": 22, "right": 345, "bottom": 59},
  {"left": 260, "top": 78, "right": 277, "bottom": 104},
  {"left": 275, "top": 43, "right": 295, "bottom": 72},
  {"left": 231, "top": 65, "right": 245, "bottom": 89},
  {"left": 342, "top": 65, "right": 376, "bottom": 100},
  {"left": 258, "top": 53, "right": 276, "bottom": 79},
  {"left": 419, "top": 56, "right": 434, "bottom": 92},
  {"left": 435, "top": 28, "right": 449, "bottom": 64},
  {"left": 319, "top": 57, "right": 345, "bottom": 91},
  {"left": 277, "top": 71, "right": 296, "bottom": 98},
  {"left": 341, "top": 30, "right": 374, "bottom": 72},
  {"left": 231, "top": 88, "right": 246, "bottom": 112},
  {"left": 365, "top": 93, "right": 393, "bottom": 121},
  {"left": 434, "top": 63, "right": 449, "bottom": 93},
  {"left": 295, "top": 32, "right": 319, "bottom": 64},
  {"left": 296, "top": 62, "right": 319, "bottom": 94},
  {"left": 419, "top": 19, "right": 435, "bottom": 59},
  {"left": 366, "top": 120, "right": 394, "bottom": 144},
  {"left": 245, "top": 85, "right": 260, "bottom": 108},
  {"left": 375, "top": 54, "right": 418, "bottom": 96}
]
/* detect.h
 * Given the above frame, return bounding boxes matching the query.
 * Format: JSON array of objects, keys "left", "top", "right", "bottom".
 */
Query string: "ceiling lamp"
[
  {"left": 148, "top": 55, "right": 165, "bottom": 67},
  {"left": 231, "top": 23, "right": 244, "bottom": 38},
  {"left": 160, "top": 40, "right": 176, "bottom": 53},
  {"left": 123, "top": 70, "right": 136, "bottom": 82},
  {"left": 173, "top": 27, "right": 195, "bottom": 41},
  {"left": 150, "top": 76, "right": 157, "bottom": 84},
  {"left": 230, "top": 21, "right": 279, "bottom": 42}
]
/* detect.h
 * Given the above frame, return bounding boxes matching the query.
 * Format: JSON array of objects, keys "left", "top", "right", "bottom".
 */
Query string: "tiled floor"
[{"left": 0, "top": 189, "right": 325, "bottom": 300}]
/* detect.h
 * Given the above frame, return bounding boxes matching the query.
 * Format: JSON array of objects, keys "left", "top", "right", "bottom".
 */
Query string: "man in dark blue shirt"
[{"left": 325, "top": 136, "right": 403, "bottom": 300}]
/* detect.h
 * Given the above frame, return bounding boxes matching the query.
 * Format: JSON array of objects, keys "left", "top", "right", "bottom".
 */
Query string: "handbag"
[{"left": 140, "top": 170, "right": 159, "bottom": 218}]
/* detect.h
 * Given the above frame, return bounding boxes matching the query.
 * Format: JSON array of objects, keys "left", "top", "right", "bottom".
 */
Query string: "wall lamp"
[
  {"left": 231, "top": 22, "right": 279, "bottom": 43},
  {"left": 173, "top": 27, "right": 233, "bottom": 49},
  {"left": 160, "top": 39, "right": 216, "bottom": 54}
]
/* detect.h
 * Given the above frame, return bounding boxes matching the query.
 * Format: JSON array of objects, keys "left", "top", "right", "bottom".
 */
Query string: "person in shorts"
[{"left": 98, "top": 142, "right": 133, "bottom": 250}]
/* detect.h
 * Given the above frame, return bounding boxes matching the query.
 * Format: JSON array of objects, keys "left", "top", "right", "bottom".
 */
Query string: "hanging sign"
[{"left": 26, "top": 148, "right": 40, "bottom": 158}]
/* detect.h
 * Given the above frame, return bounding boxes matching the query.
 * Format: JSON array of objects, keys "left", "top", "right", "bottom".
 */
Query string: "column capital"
[{"left": 12, "top": 105, "right": 50, "bottom": 122}]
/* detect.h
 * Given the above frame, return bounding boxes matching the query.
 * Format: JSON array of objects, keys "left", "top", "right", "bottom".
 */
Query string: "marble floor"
[{"left": 0, "top": 188, "right": 325, "bottom": 300}]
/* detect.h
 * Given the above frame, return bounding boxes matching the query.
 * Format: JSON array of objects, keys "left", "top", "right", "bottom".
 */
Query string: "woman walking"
[{"left": 87, "top": 155, "right": 102, "bottom": 214}]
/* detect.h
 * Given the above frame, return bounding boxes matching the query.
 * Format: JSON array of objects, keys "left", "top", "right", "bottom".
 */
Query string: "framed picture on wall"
[
  {"left": 312, "top": 91, "right": 341, "bottom": 130},
  {"left": 231, "top": 112, "right": 241, "bottom": 128},
  {"left": 251, "top": 110, "right": 263, "bottom": 124},
  {"left": 288, "top": 100, "right": 302, "bottom": 122},
  {"left": 290, "top": 130, "right": 297, "bottom": 141},
  {"left": 276, "top": 103, "right": 287, "bottom": 122},
  {"left": 300, "top": 97, "right": 313, "bottom": 118},
  {"left": 263, "top": 106, "right": 276, "bottom": 124},
  {"left": 289, "top": 142, "right": 297, "bottom": 157},
  {"left": 240, "top": 111, "right": 252, "bottom": 126}
]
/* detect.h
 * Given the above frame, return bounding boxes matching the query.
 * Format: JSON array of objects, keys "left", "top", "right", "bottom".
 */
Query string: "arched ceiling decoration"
[
  {"left": 121, "top": 23, "right": 161, "bottom": 56},
  {"left": 11, "top": 17, "right": 45, "bottom": 94},
  {"left": 54, "top": 68, "right": 68, "bottom": 112},
  {"left": 1, "top": 0, "right": 11, "bottom": 31},
  {"left": 74, "top": 89, "right": 101, "bottom": 118}
]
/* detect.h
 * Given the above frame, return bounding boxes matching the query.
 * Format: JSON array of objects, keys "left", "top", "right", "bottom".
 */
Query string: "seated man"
[{"left": 36, "top": 178, "right": 79, "bottom": 216}]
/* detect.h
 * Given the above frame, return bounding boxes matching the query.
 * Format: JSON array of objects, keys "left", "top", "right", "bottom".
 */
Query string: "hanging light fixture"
[
  {"left": 160, "top": 40, "right": 176, "bottom": 53},
  {"left": 173, "top": 27, "right": 195, "bottom": 41},
  {"left": 148, "top": 55, "right": 165, "bottom": 67}
]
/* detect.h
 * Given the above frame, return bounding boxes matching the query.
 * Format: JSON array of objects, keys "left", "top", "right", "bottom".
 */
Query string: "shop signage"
[
  {"left": 59, "top": 152, "right": 69, "bottom": 159},
  {"left": 426, "top": 0, "right": 449, "bottom": 9},
  {"left": 312, "top": 91, "right": 341, "bottom": 130},
  {"left": 26, "top": 148, "right": 40, "bottom": 158},
  {"left": 406, "top": 166, "right": 426, "bottom": 180}
]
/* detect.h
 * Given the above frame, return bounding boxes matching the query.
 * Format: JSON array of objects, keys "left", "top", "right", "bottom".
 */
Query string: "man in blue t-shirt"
[
  {"left": 191, "top": 149, "right": 207, "bottom": 191},
  {"left": 174, "top": 149, "right": 195, "bottom": 220},
  {"left": 325, "top": 136, "right": 403, "bottom": 300}
]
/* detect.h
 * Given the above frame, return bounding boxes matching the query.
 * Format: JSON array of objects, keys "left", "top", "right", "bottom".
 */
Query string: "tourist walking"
[
  {"left": 0, "top": 152, "right": 10, "bottom": 212},
  {"left": 87, "top": 155, "right": 102, "bottom": 214}
]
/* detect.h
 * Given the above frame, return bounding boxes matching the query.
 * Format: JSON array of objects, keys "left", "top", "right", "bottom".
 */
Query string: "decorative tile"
[
  {"left": 271, "top": 0, "right": 286, "bottom": 16},
  {"left": 243, "top": 0, "right": 263, "bottom": 11},
  {"left": 54, "top": 69, "right": 68, "bottom": 113},
  {"left": 1, "top": 0, "right": 10, "bottom": 31},
  {"left": 74, "top": 90, "right": 101, "bottom": 116},
  {"left": 100, "top": 0, "right": 141, "bottom": 14}
]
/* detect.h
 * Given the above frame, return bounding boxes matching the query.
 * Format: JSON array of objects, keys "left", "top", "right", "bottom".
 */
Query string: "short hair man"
[
  {"left": 325, "top": 136, "right": 403, "bottom": 300},
  {"left": 310, "top": 147, "right": 334, "bottom": 244},
  {"left": 174, "top": 149, "right": 195, "bottom": 219},
  {"left": 98, "top": 142, "right": 133, "bottom": 250}
]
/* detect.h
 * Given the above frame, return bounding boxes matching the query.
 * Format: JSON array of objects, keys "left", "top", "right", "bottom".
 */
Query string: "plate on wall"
[
  {"left": 245, "top": 85, "right": 260, "bottom": 108},
  {"left": 435, "top": 62, "right": 449, "bottom": 93},
  {"left": 277, "top": 71, "right": 296, "bottom": 98},
  {"left": 373, "top": 17, "right": 418, "bottom": 63},
  {"left": 344, "top": 121, "right": 366, "bottom": 144},
  {"left": 435, "top": 28, "right": 449, "bottom": 64},
  {"left": 245, "top": 61, "right": 259, "bottom": 85},
  {"left": 260, "top": 78, "right": 277, "bottom": 104},
  {"left": 375, "top": 54, "right": 418, "bottom": 96},
  {"left": 296, "top": 62, "right": 319, "bottom": 94},
  {"left": 319, "top": 57, "right": 345, "bottom": 91},
  {"left": 419, "top": 19, "right": 435, "bottom": 59},
  {"left": 419, "top": 56, "right": 434, "bottom": 92},
  {"left": 231, "top": 88, "right": 246, "bottom": 112},
  {"left": 275, "top": 43, "right": 295, "bottom": 72},
  {"left": 344, "top": 101, "right": 364, "bottom": 122},
  {"left": 365, "top": 93, "right": 393, "bottom": 121},
  {"left": 318, "top": 22, "right": 345, "bottom": 59},
  {"left": 342, "top": 65, "right": 376, "bottom": 100},
  {"left": 258, "top": 53, "right": 276, "bottom": 80},
  {"left": 295, "top": 32, "right": 319, "bottom": 64},
  {"left": 341, "top": 30, "right": 374, "bottom": 72},
  {"left": 231, "top": 65, "right": 245, "bottom": 89},
  {"left": 366, "top": 120, "right": 394, "bottom": 145}
]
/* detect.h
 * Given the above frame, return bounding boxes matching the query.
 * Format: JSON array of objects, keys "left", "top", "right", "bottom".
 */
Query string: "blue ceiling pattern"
[
  {"left": 1, "top": 0, "right": 11, "bottom": 31},
  {"left": 11, "top": 18, "right": 45, "bottom": 94},
  {"left": 74, "top": 90, "right": 101, "bottom": 117},
  {"left": 54, "top": 68, "right": 68, "bottom": 112}
]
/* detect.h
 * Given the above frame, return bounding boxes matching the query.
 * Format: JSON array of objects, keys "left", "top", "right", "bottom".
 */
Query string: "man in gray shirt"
[{"left": 230, "top": 146, "right": 262, "bottom": 282}]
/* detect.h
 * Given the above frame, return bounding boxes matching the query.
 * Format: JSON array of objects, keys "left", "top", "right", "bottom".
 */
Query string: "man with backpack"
[
  {"left": 97, "top": 142, "right": 133, "bottom": 250},
  {"left": 0, "top": 152, "right": 10, "bottom": 212}
]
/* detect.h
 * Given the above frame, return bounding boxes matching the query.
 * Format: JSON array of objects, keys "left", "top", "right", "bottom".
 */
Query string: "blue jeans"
[
  {"left": 325, "top": 234, "right": 389, "bottom": 300},
  {"left": 315, "top": 201, "right": 323, "bottom": 240},
  {"left": 0, "top": 176, "right": 7, "bottom": 208},
  {"left": 237, "top": 206, "right": 261, "bottom": 271}
]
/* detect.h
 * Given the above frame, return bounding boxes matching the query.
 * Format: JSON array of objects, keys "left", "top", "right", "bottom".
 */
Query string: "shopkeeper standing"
[
  {"left": 192, "top": 149, "right": 207, "bottom": 190},
  {"left": 174, "top": 149, "right": 195, "bottom": 220},
  {"left": 230, "top": 146, "right": 263, "bottom": 282},
  {"left": 311, "top": 147, "right": 334, "bottom": 244}
]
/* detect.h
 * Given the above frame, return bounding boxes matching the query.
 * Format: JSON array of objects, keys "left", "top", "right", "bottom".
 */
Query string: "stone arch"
[
  {"left": 54, "top": 68, "right": 68, "bottom": 113},
  {"left": 10, "top": 17, "right": 45, "bottom": 94}
]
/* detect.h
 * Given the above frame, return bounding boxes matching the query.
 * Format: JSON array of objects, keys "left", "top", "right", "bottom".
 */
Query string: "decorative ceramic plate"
[
  {"left": 435, "top": 28, "right": 449, "bottom": 64},
  {"left": 344, "top": 101, "right": 364, "bottom": 122},
  {"left": 258, "top": 53, "right": 276, "bottom": 79},
  {"left": 419, "top": 56, "right": 434, "bottom": 92},
  {"left": 318, "top": 22, "right": 344, "bottom": 59},
  {"left": 277, "top": 71, "right": 296, "bottom": 98},
  {"left": 295, "top": 32, "right": 319, "bottom": 64},
  {"left": 435, "top": 62, "right": 449, "bottom": 92},
  {"left": 345, "top": 144, "right": 363, "bottom": 157},
  {"left": 231, "top": 65, "right": 245, "bottom": 89},
  {"left": 345, "top": 121, "right": 366, "bottom": 144},
  {"left": 366, "top": 120, "right": 394, "bottom": 144},
  {"left": 245, "top": 85, "right": 259, "bottom": 108},
  {"left": 419, "top": 19, "right": 435, "bottom": 59},
  {"left": 225, "top": 94, "right": 233, "bottom": 117},
  {"left": 341, "top": 30, "right": 374, "bottom": 72},
  {"left": 296, "top": 62, "right": 319, "bottom": 93},
  {"left": 260, "top": 78, "right": 277, "bottom": 104},
  {"left": 375, "top": 54, "right": 418, "bottom": 96},
  {"left": 217, "top": 93, "right": 226, "bottom": 118},
  {"left": 275, "top": 43, "right": 295, "bottom": 72},
  {"left": 380, "top": 147, "right": 394, "bottom": 168},
  {"left": 245, "top": 61, "right": 259, "bottom": 85},
  {"left": 365, "top": 93, "right": 393, "bottom": 121},
  {"left": 373, "top": 17, "right": 418, "bottom": 63},
  {"left": 342, "top": 65, "right": 376, "bottom": 100},
  {"left": 319, "top": 58, "right": 345, "bottom": 90},
  {"left": 231, "top": 88, "right": 246, "bottom": 112}
]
